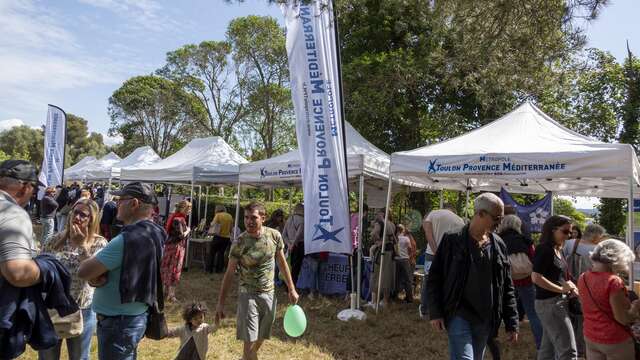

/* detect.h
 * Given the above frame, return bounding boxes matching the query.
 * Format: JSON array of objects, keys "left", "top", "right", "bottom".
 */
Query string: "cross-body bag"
[{"left": 582, "top": 272, "right": 640, "bottom": 359}]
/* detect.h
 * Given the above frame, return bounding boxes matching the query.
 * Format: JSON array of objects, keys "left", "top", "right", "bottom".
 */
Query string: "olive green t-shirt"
[{"left": 229, "top": 227, "right": 284, "bottom": 293}]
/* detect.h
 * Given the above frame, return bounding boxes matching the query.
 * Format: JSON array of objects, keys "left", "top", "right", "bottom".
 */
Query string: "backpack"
[{"left": 508, "top": 252, "right": 533, "bottom": 280}]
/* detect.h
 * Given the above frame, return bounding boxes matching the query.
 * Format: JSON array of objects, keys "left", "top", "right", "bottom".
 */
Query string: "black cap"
[
  {"left": 0, "top": 160, "right": 41, "bottom": 186},
  {"left": 112, "top": 182, "right": 157, "bottom": 205}
]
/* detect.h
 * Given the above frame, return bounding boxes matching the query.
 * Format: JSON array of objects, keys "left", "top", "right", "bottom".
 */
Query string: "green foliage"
[
  {"left": 0, "top": 150, "right": 9, "bottom": 162},
  {"left": 108, "top": 75, "right": 208, "bottom": 158},
  {"left": 65, "top": 114, "right": 108, "bottom": 166},
  {"left": 596, "top": 198, "right": 626, "bottom": 236},
  {"left": 0, "top": 126, "right": 43, "bottom": 165},
  {"left": 553, "top": 198, "right": 586, "bottom": 229}
]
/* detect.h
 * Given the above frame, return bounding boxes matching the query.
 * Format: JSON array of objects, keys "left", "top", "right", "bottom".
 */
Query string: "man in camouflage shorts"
[{"left": 215, "top": 201, "right": 299, "bottom": 360}]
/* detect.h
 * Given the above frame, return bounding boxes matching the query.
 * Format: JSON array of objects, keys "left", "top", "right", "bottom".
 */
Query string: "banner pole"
[
  {"left": 357, "top": 174, "right": 364, "bottom": 309},
  {"left": 629, "top": 177, "right": 635, "bottom": 287}
]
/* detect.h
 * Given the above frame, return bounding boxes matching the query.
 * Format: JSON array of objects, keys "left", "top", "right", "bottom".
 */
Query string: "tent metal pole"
[
  {"left": 357, "top": 174, "right": 365, "bottom": 309},
  {"left": 439, "top": 189, "right": 444, "bottom": 208},
  {"left": 376, "top": 175, "right": 393, "bottom": 314},
  {"left": 629, "top": 177, "right": 635, "bottom": 287},
  {"left": 198, "top": 185, "right": 202, "bottom": 227},
  {"left": 288, "top": 187, "right": 293, "bottom": 215},
  {"left": 204, "top": 187, "right": 209, "bottom": 225},
  {"left": 234, "top": 179, "right": 241, "bottom": 241},
  {"left": 185, "top": 177, "right": 194, "bottom": 269},
  {"left": 550, "top": 191, "right": 554, "bottom": 215},
  {"left": 465, "top": 179, "right": 470, "bottom": 219}
]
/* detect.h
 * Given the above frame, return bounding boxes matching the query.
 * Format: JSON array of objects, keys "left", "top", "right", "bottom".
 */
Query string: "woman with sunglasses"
[
  {"left": 39, "top": 198, "right": 108, "bottom": 360},
  {"left": 532, "top": 215, "right": 579, "bottom": 360}
]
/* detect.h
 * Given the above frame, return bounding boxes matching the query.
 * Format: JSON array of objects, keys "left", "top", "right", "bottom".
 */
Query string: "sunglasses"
[
  {"left": 73, "top": 209, "right": 90, "bottom": 220},
  {"left": 556, "top": 228, "right": 572, "bottom": 235},
  {"left": 483, "top": 210, "right": 503, "bottom": 223},
  {"left": 19, "top": 180, "right": 38, "bottom": 189}
]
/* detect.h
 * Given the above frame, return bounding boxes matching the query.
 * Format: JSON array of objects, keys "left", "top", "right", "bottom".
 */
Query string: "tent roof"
[
  {"left": 121, "top": 137, "right": 247, "bottom": 183},
  {"left": 390, "top": 102, "right": 640, "bottom": 198},
  {"left": 111, "top": 146, "right": 161, "bottom": 179},
  {"left": 239, "top": 122, "right": 391, "bottom": 186},
  {"left": 64, "top": 156, "right": 98, "bottom": 181},
  {"left": 81, "top": 152, "right": 122, "bottom": 181}
]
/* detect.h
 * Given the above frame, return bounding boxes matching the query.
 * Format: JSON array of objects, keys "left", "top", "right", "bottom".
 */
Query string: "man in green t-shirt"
[{"left": 215, "top": 201, "right": 298, "bottom": 360}]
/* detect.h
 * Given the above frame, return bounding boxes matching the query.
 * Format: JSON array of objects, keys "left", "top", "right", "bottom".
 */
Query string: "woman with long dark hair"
[{"left": 532, "top": 215, "right": 578, "bottom": 360}]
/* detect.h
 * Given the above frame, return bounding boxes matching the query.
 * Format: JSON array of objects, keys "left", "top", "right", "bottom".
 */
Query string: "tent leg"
[
  {"left": 465, "top": 180, "right": 470, "bottom": 218},
  {"left": 185, "top": 180, "right": 194, "bottom": 270},
  {"left": 234, "top": 179, "right": 241, "bottom": 241},
  {"left": 204, "top": 187, "right": 209, "bottom": 225},
  {"left": 288, "top": 187, "right": 294, "bottom": 215},
  {"left": 629, "top": 177, "right": 635, "bottom": 287},
  {"left": 439, "top": 189, "right": 444, "bottom": 208},
  {"left": 357, "top": 174, "right": 364, "bottom": 309},
  {"left": 550, "top": 191, "right": 554, "bottom": 215},
  {"left": 198, "top": 185, "right": 202, "bottom": 227},
  {"left": 376, "top": 175, "right": 393, "bottom": 314}
]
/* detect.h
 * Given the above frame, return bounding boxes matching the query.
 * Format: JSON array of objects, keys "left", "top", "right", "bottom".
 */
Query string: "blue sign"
[
  {"left": 499, "top": 188, "right": 552, "bottom": 233},
  {"left": 296, "top": 254, "right": 350, "bottom": 295}
]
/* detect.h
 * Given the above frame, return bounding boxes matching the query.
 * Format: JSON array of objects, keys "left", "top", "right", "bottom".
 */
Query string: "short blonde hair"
[{"left": 175, "top": 200, "right": 192, "bottom": 214}]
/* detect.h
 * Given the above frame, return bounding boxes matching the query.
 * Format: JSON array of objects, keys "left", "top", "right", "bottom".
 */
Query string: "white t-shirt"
[
  {"left": 424, "top": 209, "right": 465, "bottom": 255},
  {"left": 397, "top": 235, "right": 411, "bottom": 259}
]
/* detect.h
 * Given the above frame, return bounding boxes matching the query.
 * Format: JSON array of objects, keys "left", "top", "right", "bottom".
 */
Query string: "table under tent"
[
  {"left": 377, "top": 101, "right": 640, "bottom": 309},
  {"left": 237, "top": 121, "right": 429, "bottom": 308},
  {"left": 120, "top": 137, "right": 248, "bottom": 268}
]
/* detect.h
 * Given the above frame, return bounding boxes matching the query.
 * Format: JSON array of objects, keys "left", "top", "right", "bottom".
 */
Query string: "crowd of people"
[{"left": 2, "top": 157, "right": 640, "bottom": 360}]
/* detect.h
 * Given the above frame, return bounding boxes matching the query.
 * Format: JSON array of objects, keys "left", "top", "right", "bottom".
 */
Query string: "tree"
[
  {"left": 227, "top": 16, "right": 294, "bottom": 159},
  {"left": 0, "top": 125, "right": 44, "bottom": 165},
  {"left": 109, "top": 75, "right": 208, "bottom": 158},
  {"left": 65, "top": 113, "right": 108, "bottom": 166},
  {"left": 158, "top": 41, "right": 247, "bottom": 143},
  {"left": 554, "top": 198, "right": 587, "bottom": 229}
]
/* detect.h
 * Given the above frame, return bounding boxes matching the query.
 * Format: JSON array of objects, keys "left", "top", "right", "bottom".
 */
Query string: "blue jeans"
[
  {"left": 38, "top": 308, "right": 96, "bottom": 360},
  {"left": 96, "top": 312, "right": 147, "bottom": 360},
  {"left": 447, "top": 316, "right": 491, "bottom": 360},
  {"left": 516, "top": 284, "right": 543, "bottom": 349}
]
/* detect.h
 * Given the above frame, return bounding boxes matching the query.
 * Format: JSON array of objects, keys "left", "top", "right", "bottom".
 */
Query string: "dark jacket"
[
  {"left": 40, "top": 196, "right": 58, "bottom": 219},
  {"left": 0, "top": 255, "right": 79, "bottom": 359},
  {"left": 426, "top": 225, "right": 519, "bottom": 333},
  {"left": 499, "top": 229, "right": 532, "bottom": 256},
  {"left": 120, "top": 220, "right": 166, "bottom": 307}
]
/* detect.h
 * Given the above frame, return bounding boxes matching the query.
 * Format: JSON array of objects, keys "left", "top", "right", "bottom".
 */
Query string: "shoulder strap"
[
  {"left": 571, "top": 238, "right": 581, "bottom": 256},
  {"left": 582, "top": 273, "right": 632, "bottom": 336}
]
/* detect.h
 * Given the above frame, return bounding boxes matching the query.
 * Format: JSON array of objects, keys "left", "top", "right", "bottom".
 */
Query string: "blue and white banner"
[
  {"left": 499, "top": 188, "right": 552, "bottom": 233},
  {"left": 282, "top": 0, "right": 351, "bottom": 255},
  {"left": 38, "top": 105, "right": 66, "bottom": 196}
]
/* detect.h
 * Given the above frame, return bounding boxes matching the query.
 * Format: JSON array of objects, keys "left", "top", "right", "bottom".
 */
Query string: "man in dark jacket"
[
  {"left": 426, "top": 192, "right": 519, "bottom": 360},
  {"left": 78, "top": 182, "right": 165, "bottom": 360}
]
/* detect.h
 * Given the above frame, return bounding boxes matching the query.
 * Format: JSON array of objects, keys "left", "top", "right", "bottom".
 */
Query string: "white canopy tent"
[
  {"left": 108, "top": 146, "right": 161, "bottom": 180},
  {"left": 80, "top": 152, "right": 122, "bottom": 181},
  {"left": 121, "top": 137, "right": 248, "bottom": 269},
  {"left": 237, "top": 122, "right": 425, "bottom": 309},
  {"left": 120, "top": 137, "right": 247, "bottom": 184},
  {"left": 375, "top": 102, "right": 640, "bottom": 311},
  {"left": 64, "top": 156, "right": 98, "bottom": 181}
]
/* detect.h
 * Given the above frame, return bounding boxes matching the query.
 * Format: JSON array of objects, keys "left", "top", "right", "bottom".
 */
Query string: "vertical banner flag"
[
  {"left": 282, "top": 0, "right": 352, "bottom": 254},
  {"left": 499, "top": 188, "right": 552, "bottom": 233},
  {"left": 38, "top": 105, "right": 67, "bottom": 196}
]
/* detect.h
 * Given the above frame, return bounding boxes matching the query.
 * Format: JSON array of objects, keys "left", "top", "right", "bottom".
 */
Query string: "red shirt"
[{"left": 578, "top": 271, "right": 631, "bottom": 344}]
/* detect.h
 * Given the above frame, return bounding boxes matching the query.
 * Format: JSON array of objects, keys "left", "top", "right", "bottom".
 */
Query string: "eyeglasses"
[
  {"left": 483, "top": 210, "right": 503, "bottom": 223},
  {"left": 73, "top": 209, "right": 90, "bottom": 220},
  {"left": 19, "top": 180, "right": 38, "bottom": 189}
]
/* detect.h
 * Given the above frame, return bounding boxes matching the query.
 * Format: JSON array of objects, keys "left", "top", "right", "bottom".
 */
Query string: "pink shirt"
[{"left": 578, "top": 271, "right": 631, "bottom": 344}]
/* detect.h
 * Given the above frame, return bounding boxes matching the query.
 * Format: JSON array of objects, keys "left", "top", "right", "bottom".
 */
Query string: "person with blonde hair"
[
  {"left": 578, "top": 239, "right": 640, "bottom": 359},
  {"left": 207, "top": 204, "right": 234, "bottom": 273},
  {"left": 39, "top": 198, "right": 108, "bottom": 360},
  {"left": 161, "top": 200, "right": 192, "bottom": 302}
]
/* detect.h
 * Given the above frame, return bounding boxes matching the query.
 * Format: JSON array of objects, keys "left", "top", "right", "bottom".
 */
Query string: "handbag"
[
  {"left": 583, "top": 272, "right": 640, "bottom": 359},
  {"left": 508, "top": 252, "right": 533, "bottom": 280},
  {"left": 48, "top": 309, "right": 83, "bottom": 338},
  {"left": 145, "top": 255, "right": 168, "bottom": 340}
]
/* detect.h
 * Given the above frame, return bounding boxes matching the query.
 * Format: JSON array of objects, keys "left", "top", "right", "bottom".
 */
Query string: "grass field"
[{"left": 21, "top": 267, "right": 539, "bottom": 359}]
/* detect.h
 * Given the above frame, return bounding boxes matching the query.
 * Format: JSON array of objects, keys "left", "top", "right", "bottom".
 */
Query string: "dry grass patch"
[{"left": 22, "top": 268, "right": 538, "bottom": 359}]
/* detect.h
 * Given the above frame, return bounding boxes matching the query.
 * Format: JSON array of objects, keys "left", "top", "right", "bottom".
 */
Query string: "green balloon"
[{"left": 283, "top": 305, "right": 307, "bottom": 337}]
